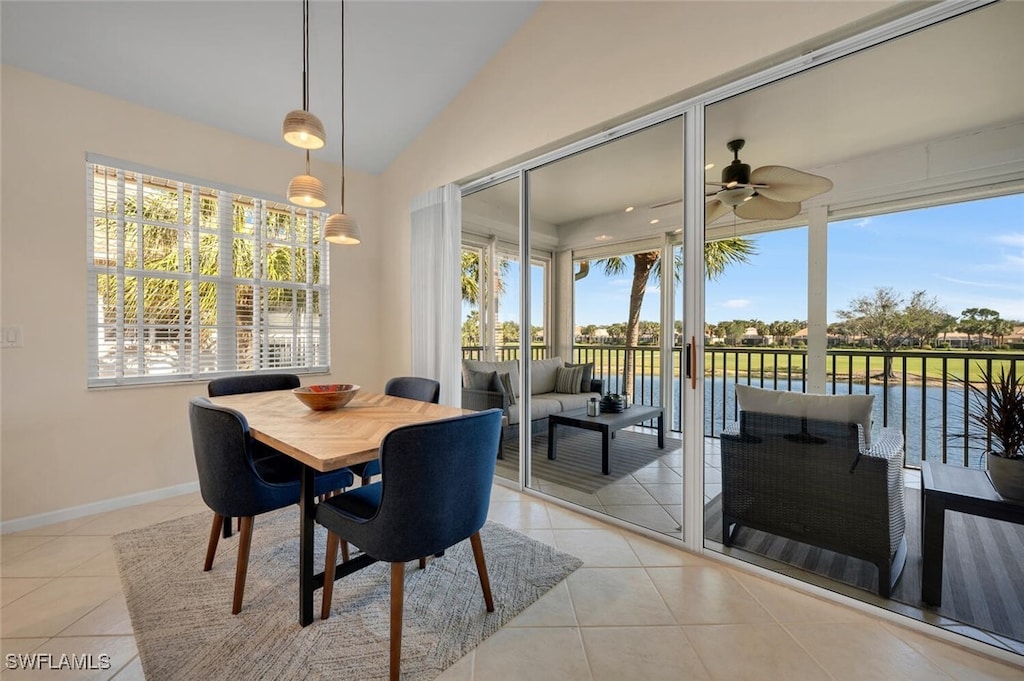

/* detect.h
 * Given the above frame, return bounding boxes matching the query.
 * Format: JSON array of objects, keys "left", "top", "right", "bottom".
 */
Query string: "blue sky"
[{"left": 466, "top": 193, "right": 1024, "bottom": 330}]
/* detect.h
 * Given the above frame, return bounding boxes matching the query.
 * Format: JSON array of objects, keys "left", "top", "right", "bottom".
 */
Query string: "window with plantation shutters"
[{"left": 86, "top": 157, "right": 330, "bottom": 387}]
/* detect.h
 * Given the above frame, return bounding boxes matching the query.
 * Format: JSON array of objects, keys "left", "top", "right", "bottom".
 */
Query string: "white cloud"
[
  {"left": 992, "top": 233, "right": 1024, "bottom": 247},
  {"left": 854, "top": 217, "right": 875, "bottom": 228},
  {"left": 723, "top": 299, "right": 752, "bottom": 309},
  {"left": 939, "top": 276, "right": 1009, "bottom": 289}
]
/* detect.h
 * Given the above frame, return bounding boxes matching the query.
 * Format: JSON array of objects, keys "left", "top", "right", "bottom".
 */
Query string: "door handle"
[{"left": 689, "top": 336, "right": 697, "bottom": 390}]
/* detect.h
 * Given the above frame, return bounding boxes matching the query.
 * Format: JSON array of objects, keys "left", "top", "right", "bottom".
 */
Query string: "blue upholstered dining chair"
[
  {"left": 188, "top": 397, "right": 354, "bottom": 614},
  {"left": 316, "top": 408, "right": 502, "bottom": 681},
  {"left": 349, "top": 376, "right": 442, "bottom": 486},
  {"left": 207, "top": 373, "right": 306, "bottom": 538},
  {"left": 207, "top": 373, "right": 301, "bottom": 398}
]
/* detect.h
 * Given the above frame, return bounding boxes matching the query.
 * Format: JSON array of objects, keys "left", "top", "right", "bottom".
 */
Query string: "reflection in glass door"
[{"left": 521, "top": 116, "right": 686, "bottom": 538}]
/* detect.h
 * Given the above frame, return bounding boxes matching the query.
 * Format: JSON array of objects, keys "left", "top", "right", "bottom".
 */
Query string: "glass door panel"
[{"left": 526, "top": 116, "right": 686, "bottom": 536}]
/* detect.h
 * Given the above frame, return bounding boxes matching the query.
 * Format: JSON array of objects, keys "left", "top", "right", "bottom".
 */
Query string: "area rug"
[
  {"left": 705, "top": 492, "right": 1024, "bottom": 643},
  {"left": 497, "top": 428, "right": 678, "bottom": 494},
  {"left": 113, "top": 507, "right": 582, "bottom": 680}
]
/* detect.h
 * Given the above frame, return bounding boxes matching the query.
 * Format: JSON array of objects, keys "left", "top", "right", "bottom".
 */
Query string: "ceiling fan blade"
[
  {"left": 705, "top": 199, "right": 731, "bottom": 224},
  {"left": 649, "top": 198, "right": 682, "bottom": 209},
  {"left": 705, "top": 181, "right": 767, "bottom": 189},
  {"left": 734, "top": 195, "right": 801, "bottom": 221},
  {"left": 749, "top": 165, "right": 833, "bottom": 202}
]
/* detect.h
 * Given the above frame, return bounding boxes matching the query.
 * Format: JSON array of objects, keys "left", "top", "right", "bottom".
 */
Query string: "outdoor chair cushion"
[{"left": 735, "top": 384, "right": 875, "bottom": 446}]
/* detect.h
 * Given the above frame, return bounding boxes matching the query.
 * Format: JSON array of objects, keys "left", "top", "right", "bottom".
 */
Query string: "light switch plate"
[{"left": 1, "top": 325, "right": 23, "bottom": 348}]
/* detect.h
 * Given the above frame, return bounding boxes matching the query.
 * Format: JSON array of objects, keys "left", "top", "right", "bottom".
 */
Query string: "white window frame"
[{"left": 86, "top": 156, "right": 330, "bottom": 387}]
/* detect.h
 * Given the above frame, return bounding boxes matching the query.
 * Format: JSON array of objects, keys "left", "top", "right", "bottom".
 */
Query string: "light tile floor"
[{"left": 2, "top": 487, "right": 1022, "bottom": 680}]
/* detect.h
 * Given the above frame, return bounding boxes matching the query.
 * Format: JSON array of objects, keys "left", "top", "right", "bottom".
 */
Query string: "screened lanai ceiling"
[{"left": 466, "top": 1, "right": 1024, "bottom": 230}]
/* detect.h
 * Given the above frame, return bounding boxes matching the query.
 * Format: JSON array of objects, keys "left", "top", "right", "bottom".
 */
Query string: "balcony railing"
[{"left": 462, "top": 344, "right": 1024, "bottom": 469}]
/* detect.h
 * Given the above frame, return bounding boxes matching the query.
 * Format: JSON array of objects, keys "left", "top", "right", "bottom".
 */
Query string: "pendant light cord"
[
  {"left": 340, "top": 0, "right": 347, "bottom": 213},
  {"left": 302, "top": 0, "right": 310, "bottom": 111}
]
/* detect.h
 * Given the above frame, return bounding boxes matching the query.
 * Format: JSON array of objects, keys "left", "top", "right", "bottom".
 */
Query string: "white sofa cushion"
[
  {"left": 543, "top": 391, "right": 602, "bottom": 412},
  {"left": 530, "top": 356, "right": 564, "bottom": 395},
  {"left": 735, "top": 384, "right": 875, "bottom": 447},
  {"left": 507, "top": 396, "right": 564, "bottom": 426}
]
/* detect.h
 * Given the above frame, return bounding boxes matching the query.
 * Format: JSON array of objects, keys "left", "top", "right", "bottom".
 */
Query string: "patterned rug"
[
  {"left": 497, "top": 428, "right": 677, "bottom": 493},
  {"left": 113, "top": 507, "right": 582, "bottom": 680}
]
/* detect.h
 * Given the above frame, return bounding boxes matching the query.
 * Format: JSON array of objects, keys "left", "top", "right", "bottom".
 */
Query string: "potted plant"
[{"left": 965, "top": 363, "right": 1024, "bottom": 499}]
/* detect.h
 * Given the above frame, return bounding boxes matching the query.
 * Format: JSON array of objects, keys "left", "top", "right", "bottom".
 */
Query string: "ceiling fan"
[{"left": 704, "top": 139, "right": 833, "bottom": 224}]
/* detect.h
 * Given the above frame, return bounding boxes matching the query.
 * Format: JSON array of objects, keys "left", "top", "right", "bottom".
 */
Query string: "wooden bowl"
[{"left": 292, "top": 384, "right": 360, "bottom": 411}]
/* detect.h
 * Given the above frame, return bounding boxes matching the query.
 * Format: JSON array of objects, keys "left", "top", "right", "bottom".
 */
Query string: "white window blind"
[{"left": 86, "top": 159, "right": 330, "bottom": 387}]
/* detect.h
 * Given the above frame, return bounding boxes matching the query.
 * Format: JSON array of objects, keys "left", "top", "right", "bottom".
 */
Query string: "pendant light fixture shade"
[
  {"left": 324, "top": 211, "right": 360, "bottom": 244},
  {"left": 325, "top": 0, "right": 360, "bottom": 246},
  {"left": 288, "top": 173, "right": 327, "bottom": 208},
  {"left": 282, "top": 110, "right": 326, "bottom": 150},
  {"left": 289, "top": 150, "right": 326, "bottom": 208},
  {"left": 283, "top": 0, "right": 326, "bottom": 150}
]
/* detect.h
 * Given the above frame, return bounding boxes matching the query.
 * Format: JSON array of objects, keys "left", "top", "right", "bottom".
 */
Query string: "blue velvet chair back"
[
  {"left": 384, "top": 376, "right": 441, "bottom": 404},
  {"left": 343, "top": 409, "right": 501, "bottom": 563},
  {"left": 189, "top": 397, "right": 301, "bottom": 519},
  {"left": 207, "top": 373, "right": 300, "bottom": 397}
]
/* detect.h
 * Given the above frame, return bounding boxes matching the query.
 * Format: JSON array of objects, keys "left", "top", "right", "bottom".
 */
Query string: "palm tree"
[
  {"left": 587, "top": 237, "right": 756, "bottom": 395},
  {"left": 461, "top": 249, "right": 512, "bottom": 352},
  {"left": 94, "top": 181, "right": 317, "bottom": 370}
]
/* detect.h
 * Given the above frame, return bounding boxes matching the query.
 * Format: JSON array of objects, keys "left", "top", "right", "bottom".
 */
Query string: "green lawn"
[{"left": 567, "top": 345, "right": 1023, "bottom": 384}]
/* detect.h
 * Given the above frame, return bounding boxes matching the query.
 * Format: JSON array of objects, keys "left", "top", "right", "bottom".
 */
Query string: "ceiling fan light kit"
[
  {"left": 718, "top": 186, "right": 756, "bottom": 207},
  {"left": 704, "top": 138, "right": 833, "bottom": 225}
]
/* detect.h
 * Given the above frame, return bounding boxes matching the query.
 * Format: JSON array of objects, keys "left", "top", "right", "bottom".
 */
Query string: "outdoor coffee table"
[
  {"left": 921, "top": 461, "right": 1024, "bottom": 606},
  {"left": 548, "top": 405, "right": 664, "bottom": 475}
]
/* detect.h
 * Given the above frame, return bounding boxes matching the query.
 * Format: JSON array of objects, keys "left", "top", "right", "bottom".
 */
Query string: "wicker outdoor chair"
[{"left": 720, "top": 410, "right": 908, "bottom": 597}]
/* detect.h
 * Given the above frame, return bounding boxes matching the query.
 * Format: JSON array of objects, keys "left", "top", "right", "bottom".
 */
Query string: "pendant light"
[
  {"left": 286, "top": 0, "right": 326, "bottom": 208},
  {"left": 288, "top": 150, "right": 327, "bottom": 208},
  {"left": 282, "top": 0, "right": 326, "bottom": 150},
  {"left": 324, "top": 0, "right": 360, "bottom": 245}
]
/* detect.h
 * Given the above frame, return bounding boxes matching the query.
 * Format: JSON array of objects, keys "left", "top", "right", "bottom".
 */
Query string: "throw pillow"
[
  {"left": 463, "top": 359, "right": 520, "bottom": 397},
  {"left": 735, "top": 384, "right": 875, "bottom": 446},
  {"left": 498, "top": 372, "right": 516, "bottom": 405},
  {"left": 466, "top": 369, "right": 503, "bottom": 393},
  {"left": 565, "top": 362, "right": 595, "bottom": 392},
  {"left": 554, "top": 365, "right": 585, "bottom": 394}
]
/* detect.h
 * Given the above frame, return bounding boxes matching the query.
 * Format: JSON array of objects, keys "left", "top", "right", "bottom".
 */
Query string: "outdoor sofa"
[
  {"left": 720, "top": 385, "right": 907, "bottom": 597},
  {"left": 461, "top": 357, "right": 604, "bottom": 444}
]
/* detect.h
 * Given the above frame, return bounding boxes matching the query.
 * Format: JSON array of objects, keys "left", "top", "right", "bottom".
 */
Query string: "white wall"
[
  {"left": 0, "top": 66, "right": 382, "bottom": 523},
  {"left": 377, "top": 0, "right": 896, "bottom": 377},
  {"left": 1, "top": 0, "right": 896, "bottom": 524}
]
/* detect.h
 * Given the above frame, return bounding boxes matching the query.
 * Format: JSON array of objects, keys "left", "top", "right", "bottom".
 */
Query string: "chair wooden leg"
[
  {"left": 322, "top": 531, "right": 340, "bottom": 620},
  {"left": 341, "top": 540, "right": 350, "bottom": 563},
  {"left": 469, "top": 532, "right": 494, "bottom": 612},
  {"left": 231, "top": 516, "right": 255, "bottom": 615},
  {"left": 390, "top": 562, "right": 405, "bottom": 681},
  {"left": 204, "top": 514, "right": 224, "bottom": 571},
  {"left": 418, "top": 557, "right": 427, "bottom": 569},
  {"left": 361, "top": 475, "right": 372, "bottom": 487}
]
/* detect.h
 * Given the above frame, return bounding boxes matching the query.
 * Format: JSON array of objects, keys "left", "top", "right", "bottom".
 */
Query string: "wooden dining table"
[{"left": 208, "top": 389, "right": 467, "bottom": 626}]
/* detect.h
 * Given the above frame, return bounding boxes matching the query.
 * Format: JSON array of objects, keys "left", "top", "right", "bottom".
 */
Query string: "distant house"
[
  {"left": 741, "top": 327, "right": 771, "bottom": 346},
  {"left": 793, "top": 327, "right": 843, "bottom": 347},
  {"left": 1005, "top": 325, "right": 1024, "bottom": 346}
]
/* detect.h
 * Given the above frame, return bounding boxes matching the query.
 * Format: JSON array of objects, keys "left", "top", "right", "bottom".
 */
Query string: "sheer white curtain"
[{"left": 409, "top": 184, "right": 462, "bottom": 406}]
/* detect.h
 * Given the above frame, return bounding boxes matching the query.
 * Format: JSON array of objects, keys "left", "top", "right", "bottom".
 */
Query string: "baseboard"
[{"left": 0, "top": 481, "right": 201, "bottom": 534}]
